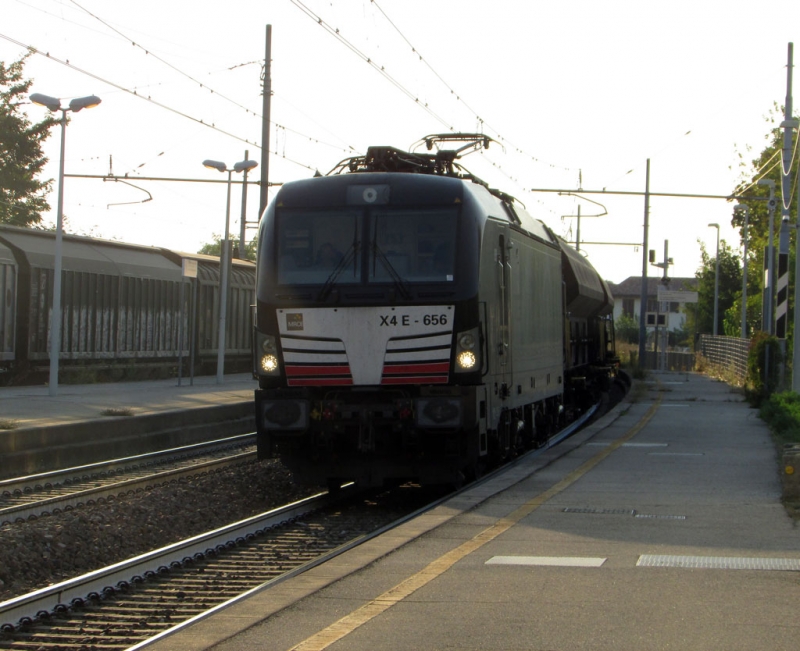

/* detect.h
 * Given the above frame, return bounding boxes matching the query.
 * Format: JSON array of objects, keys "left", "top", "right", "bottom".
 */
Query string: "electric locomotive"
[{"left": 252, "top": 135, "right": 615, "bottom": 489}]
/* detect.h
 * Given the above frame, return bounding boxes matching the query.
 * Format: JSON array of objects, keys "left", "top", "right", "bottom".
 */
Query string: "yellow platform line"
[{"left": 290, "top": 399, "right": 661, "bottom": 651}]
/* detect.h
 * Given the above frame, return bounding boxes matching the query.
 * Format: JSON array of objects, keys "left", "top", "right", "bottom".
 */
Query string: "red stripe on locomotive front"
[
  {"left": 287, "top": 377, "right": 354, "bottom": 386},
  {"left": 285, "top": 365, "right": 351, "bottom": 377},
  {"left": 381, "top": 375, "right": 449, "bottom": 385},
  {"left": 381, "top": 362, "right": 450, "bottom": 375}
]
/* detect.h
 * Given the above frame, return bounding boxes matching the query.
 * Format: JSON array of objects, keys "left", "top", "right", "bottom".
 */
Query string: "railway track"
[
  {"left": 0, "top": 402, "right": 606, "bottom": 649},
  {"left": 0, "top": 434, "right": 257, "bottom": 525},
  {"left": 0, "top": 484, "right": 443, "bottom": 650}
]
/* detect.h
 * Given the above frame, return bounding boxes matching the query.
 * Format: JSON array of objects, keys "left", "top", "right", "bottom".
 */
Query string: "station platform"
[
  {"left": 0, "top": 374, "right": 258, "bottom": 478},
  {"left": 149, "top": 371, "right": 800, "bottom": 651},
  {"left": 0, "top": 373, "right": 256, "bottom": 430}
]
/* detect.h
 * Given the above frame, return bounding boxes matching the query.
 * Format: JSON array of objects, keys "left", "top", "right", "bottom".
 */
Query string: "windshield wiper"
[
  {"left": 317, "top": 242, "right": 359, "bottom": 301},
  {"left": 371, "top": 242, "right": 412, "bottom": 300}
]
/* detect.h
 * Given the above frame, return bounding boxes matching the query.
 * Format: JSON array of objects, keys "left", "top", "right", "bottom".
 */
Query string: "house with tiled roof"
[{"left": 607, "top": 276, "right": 697, "bottom": 332}]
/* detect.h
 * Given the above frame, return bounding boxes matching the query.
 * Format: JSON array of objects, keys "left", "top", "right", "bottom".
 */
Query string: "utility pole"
[
  {"left": 650, "top": 240, "right": 673, "bottom": 370},
  {"left": 734, "top": 204, "right": 750, "bottom": 339},
  {"left": 259, "top": 24, "right": 272, "bottom": 219},
  {"left": 638, "top": 159, "right": 651, "bottom": 371},
  {"left": 778, "top": 43, "right": 794, "bottom": 346},
  {"left": 238, "top": 149, "right": 249, "bottom": 258},
  {"left": 780, "top": 43, "right": 800, "bottom": 392}
]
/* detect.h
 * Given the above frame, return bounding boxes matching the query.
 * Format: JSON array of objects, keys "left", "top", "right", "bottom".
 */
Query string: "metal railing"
[
  {"left": 642, "top": 350, "right": 695, "bottom": 372},
  {"left": 697, "top": 334, "right": 750, "bottom": 384}
]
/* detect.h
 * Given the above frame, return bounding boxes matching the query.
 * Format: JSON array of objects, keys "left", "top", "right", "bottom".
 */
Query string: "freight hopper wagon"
[
  {"left": 0, "top": 225, "right": 256, "bottom": 381},
  {"left": 253, "top": 135, "right": 615, "bottom": 489}
]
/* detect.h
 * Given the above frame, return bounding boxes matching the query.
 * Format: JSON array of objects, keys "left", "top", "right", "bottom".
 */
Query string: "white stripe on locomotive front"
[
  {"left": 386, "top": 333, "right": 452, "bottom": 349},
  {"left": 384, "top": 349, "right": 450, "bottom": 362},
  {"left": 277, "top": 306, "right": 454, "bottom": 385}
]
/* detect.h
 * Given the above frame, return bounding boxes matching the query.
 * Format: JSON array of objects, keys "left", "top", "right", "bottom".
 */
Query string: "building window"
[{"left": 623, "top": 298, "right": 635, "bottom": 318}]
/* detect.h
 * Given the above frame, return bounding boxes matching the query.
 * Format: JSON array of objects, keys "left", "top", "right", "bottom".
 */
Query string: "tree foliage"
[
  {"left": 198, "top": 234, "right": 257, "bottom": 261},
  {"left": 0, "top": 53, "right": 56, "bottom": 227},
  {"left": 730, "top": 103, "right": 800, "bottom": 346},
  {"left": 746, "top": 331, "right": 783, "bottom": 405},
  {"left": 685, "top": 239, "right": 743, "bottom": 336},
  {"left": 614, "top": 313, "right": 639, "bottom": 344}
]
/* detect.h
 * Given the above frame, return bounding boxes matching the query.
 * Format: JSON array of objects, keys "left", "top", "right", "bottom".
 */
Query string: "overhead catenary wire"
[
  {"left": 289, "top": 0, "right": 455, "bottom": 131},
  {"left": 66, "top": 0, "right": 354, "bottom": 156},
  {"left": 0, "top": 32, "right": 318, "bottom": 173},
  {"left": 369, "top": 0, "right": 574, "bottom": 175},
  {"left": 68, "top": 0, "right": 262, "bottom": 118},
  {"left": 780, "top": 124, "right": 800, "bottom": 210},
  {"left": 734, "top": 154, "right": 782, "bottom": 198}
]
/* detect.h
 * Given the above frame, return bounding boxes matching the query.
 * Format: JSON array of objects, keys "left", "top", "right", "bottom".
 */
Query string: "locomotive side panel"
[
  {"left": 478, "top": 220, "right": 564, "bottom": 433},
  {"left": 508, "top": 227, "right": 564, "bottom": 400}
]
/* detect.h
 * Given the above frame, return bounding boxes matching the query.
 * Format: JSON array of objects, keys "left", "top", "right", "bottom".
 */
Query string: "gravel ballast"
[{"left": 0, "top": 460, "right": 317, "bottom": 603}]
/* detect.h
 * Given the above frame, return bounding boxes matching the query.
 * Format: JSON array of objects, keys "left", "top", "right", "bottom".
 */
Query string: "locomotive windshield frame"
[
  {"left": 257, "top": 172, "right": 482, "bottom": 305},
  {"left": 273, "top": 206, "right": 459, "bottom": 290}
]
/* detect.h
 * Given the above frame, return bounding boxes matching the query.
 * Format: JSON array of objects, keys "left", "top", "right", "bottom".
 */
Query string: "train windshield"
[
  {"left": 275, "top": 207, "right": 457, "bottom": 286},
  {"left": 277, "top": 210, "right": 362, "bottom": 286},
  {"left": 369, "top": 208, "right": 457, "bottom": 283}
]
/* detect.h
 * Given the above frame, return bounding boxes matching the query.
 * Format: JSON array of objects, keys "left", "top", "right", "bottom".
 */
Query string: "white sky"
[{"left": 3, "top": 0, "right": 799, "bottom": 284}]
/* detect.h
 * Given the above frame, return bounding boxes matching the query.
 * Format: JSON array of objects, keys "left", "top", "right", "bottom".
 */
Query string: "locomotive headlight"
[
  {"left": 457, "top": 350, "right": 476, "bottom": 369},
  {"left": 256, "top": 332, "right": 280, "bottom": 375},
  {"left": 261, "top": 335, "right": 277, "bottom": 353},
  {"left": 260, "top": 354, "right": 279, "bottom": 373},
  {"left": 458, "top": 332, "right": 476, "bottom": 350},
  {"left": 454, "top": 326, "right": 480, "bottom": 373}
]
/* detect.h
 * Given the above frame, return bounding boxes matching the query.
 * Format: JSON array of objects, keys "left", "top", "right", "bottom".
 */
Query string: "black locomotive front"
[{"left": 253, "top": 171, "right": 486, "bottom": 488}]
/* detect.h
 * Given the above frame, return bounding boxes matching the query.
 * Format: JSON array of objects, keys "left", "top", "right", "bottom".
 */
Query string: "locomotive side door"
[{"left": 496, "top": 228, "right": 513, "bottom": 396}]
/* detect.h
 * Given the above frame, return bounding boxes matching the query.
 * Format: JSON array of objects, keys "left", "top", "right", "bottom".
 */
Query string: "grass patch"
[
  {"left": 759, "top": 392, "right": 800, "bottom": 447},
  {"left": 100, "top": 407, "right": 134, "bottom": 417},
  {"left": 758, "top": 391, "right": 800, "bottom": 522},
  {"left": 0, "top": 419, "right": 19, "bottom": 430}
]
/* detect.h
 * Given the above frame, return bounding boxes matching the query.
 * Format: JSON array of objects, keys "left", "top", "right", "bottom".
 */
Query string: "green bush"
[
  {"left": 746, "top": 331, "right": 783, "bottom": 406},
  {"left": 759, "top": 391, "right": 800, "bottom": 446},
  {"left": 615, "top": 314, "right": 639, "bottom": 345}
]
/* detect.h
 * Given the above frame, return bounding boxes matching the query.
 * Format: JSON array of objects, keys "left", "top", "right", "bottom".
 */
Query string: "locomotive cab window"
[
  {"left": 276, "top": 210, "right": 362, "bottom": 285},
  {"left": 369, "top": 208, "right": 457, "bottom": 283},
  {"left": 275, "top": 207, "right": 459, "bottom": 287}
]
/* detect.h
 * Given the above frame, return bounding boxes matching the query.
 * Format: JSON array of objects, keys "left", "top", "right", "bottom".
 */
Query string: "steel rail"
[
  {"left": 0, "top": 490, "right": 333, "bottom": 631},
  {"left": 0, "top": 399, "right": 609, "bottom": 647},
  {"left": 0, "top": 450, "right": 256, "bottom": 524},
  {"left": 0, "top": 433, "right": 256, "bottom": 497},
  {"left": 0, "top": 434, "right": 258, "bottom": 523}
]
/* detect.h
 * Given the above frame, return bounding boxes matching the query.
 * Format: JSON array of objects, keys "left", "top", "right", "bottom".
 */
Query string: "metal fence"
[
  {"left": 697, "top": 334, "right": 750, "bottom": 384},
  {"left": 642, "top": 350, "right": 695, "bottom": 372}
]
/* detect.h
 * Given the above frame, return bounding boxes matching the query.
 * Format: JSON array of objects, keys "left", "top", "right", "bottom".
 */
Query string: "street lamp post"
[
  {"left": 734, "top": 205, "right": 750, "bottom": 339},
  {"left": 29, "top": 93, "right": 101, "bottom": 397},
  {"left": 202, "top": 158, "right": 258, "bottom": 384},
  {"left": 708, "top": 223, "right": 720, "bottom": 336}
]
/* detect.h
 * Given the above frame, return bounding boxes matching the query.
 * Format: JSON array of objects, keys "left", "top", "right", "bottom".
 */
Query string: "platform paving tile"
[
  {"left": 0, "top": 373, "right": 256, "bottom": 429},
  {"left": 149, "top": 373, "right": 800, "bottom": 651}
]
